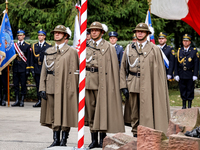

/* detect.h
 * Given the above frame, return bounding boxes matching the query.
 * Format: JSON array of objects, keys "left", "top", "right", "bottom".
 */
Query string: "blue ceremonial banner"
[{"left": 0, "top": 12, "right": 16, "bottom": 72}]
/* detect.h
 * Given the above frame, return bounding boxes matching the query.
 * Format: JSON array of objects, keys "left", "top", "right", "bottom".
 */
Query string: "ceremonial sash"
[
  {"left": 160, "top": 48, "right": 169, "bottom": 69},
  {"left": 14, "top": 43, "right": 27, "bottom": 62}
]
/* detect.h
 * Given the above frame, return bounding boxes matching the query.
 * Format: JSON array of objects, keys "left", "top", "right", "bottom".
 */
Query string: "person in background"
[
  {"left": 31, "top": 29, "right": 52, "bottom": 107},
  {"left": 12, "top": 29, "right": 32, "bottom": 107},
  {"left": 132, "top": 33, "right": 137, "bottom": 43},
  {"left": 174, "top": 34, "right": 199, "bottom": 109},
  {"left": 109, "top": 31, "right": 124, "bottom": 68},
  {"left": 0, "top": 67, "right": 7, "bottom": 106},
  {"left": 157, "top": 32, "right": 175, "bottom": 85}
]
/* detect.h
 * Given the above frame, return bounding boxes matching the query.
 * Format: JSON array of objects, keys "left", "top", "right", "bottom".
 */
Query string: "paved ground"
[{"left": 0, "top": 102, "right": 182, "bottom": 150}]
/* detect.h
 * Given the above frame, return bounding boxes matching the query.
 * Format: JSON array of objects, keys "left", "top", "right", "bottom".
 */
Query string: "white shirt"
[
  {"left": 18, "top": 40, "right": 24, "bottom": 45},
  {"left": 39, "top": 40, "right": 45, "bottom": 47},
  {"left": 112, "top": 43, "right": 117, "bottom": 47},
  {"left": 158, "top": 43, "right": 166, "bottom": 50},
  {"left": 92, "top": 38, "right": 102, "bottom": 47},
  {"left": 55, "top": 42, "right": 65, "bottom": 51},
  {"left": 184, "top": 46, "right": 190, "bottom": 52},
  {"left": 136, "top": 40, "right": 147, "bottom": 49}
]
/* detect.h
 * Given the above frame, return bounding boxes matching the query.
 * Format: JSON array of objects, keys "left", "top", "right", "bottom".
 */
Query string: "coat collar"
[
  {"left": 135, "top": 41, "right": 153, "bottom": 58},
  {"left": 97, "top": 39, "right": 109, "bottom": 55}
]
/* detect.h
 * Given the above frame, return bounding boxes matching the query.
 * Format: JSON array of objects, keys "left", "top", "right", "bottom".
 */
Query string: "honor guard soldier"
[
  {"left": 0, "top": 67, "right": 7, "bottom": 106},
  {"left": 120, "top": 23, "right": 170, "bottom": 136},
  {"left": 85, "top": 22, "right": 125, "bottom": 149},
  {"left": 132, "top": 33, "right": 137, "bottom": 43},
  {"left": 157, "top": 32, "right": 175, "bottom": 82},
  {"left": 64, "top": 27, "right": 71, "bottom": 44},
  {"left": 39, "top": 25, "right": 79, "bottom": 148},
  {"left": 174, "top": 34, "right": 199, "bottom": 109},
  {"left": 32, "top": 29, "right": 52, "bottom": 107},
  {"left": 12, "top": 29, "right": 32, "bottom": 107},
  {"left": 109, "top": 31, "right": 124, "bottom": 67},
  {"left": 87, "top": 29, "right": 91, "bottom": 43}
]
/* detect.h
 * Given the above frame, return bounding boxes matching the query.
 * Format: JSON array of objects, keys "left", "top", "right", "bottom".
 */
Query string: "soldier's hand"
[
  {"left": 174, "top": 76, "right": 179, "bottom": 82},
  {"left": 40, "top": 91, "right": 47, "bottom": 100},
  {"left": 121, "top": 88, "right": 129, "bottom": 100},
  {"left": 32, "top": 71, "right": 35, "bottom": 77},
  {"left": 193, "top": 76, "right": 198, "bottom": 81}
]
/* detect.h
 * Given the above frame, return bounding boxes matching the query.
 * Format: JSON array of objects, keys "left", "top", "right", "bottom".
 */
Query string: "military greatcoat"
[
  {"left": 85, "top": 39, "right": 125, "bottom": 133},
  {"left": 39, "top": 44, "right": 79, "bottom": 128},
  {"left": 120, "top": 41, "right": 170, "bottom": 134}
]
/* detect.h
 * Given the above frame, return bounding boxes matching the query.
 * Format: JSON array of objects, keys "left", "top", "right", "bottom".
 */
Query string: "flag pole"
[
  {"left": 5, "top": 0, "right": 10, "bottom": 107},
  {"left": 147, "top": 0, "right": 152, "bottom": 13}
]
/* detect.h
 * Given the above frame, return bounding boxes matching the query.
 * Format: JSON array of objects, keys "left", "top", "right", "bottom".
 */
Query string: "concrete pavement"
[{"left": 0, "top": 102, "right": 181, "bottom": 150}]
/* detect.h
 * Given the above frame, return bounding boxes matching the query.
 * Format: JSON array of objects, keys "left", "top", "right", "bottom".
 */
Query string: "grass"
[{"left": 169, "top": 89, "right": 200, "bottom": 107}]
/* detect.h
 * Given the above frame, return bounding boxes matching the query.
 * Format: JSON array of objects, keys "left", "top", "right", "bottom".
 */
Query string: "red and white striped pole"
[{"left": 78, "top": 0, "right": 87, "bottom": 149}]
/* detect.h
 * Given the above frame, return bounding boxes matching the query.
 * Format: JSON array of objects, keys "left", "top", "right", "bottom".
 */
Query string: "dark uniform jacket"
[
  {"left": 13, "top": 41, "right": 32, "bottom": 73},
  {"left": 175, "top": 46, "right": 199, "bottom": 79},
  {"left": 114, "top": 44, "right": 124, "bottom": 67},
  {"left": 31, "top": 42, "right": 52, "bottom": 74},
  {"left": 161, "top": 44, "right": 175, "bottom": 76}
]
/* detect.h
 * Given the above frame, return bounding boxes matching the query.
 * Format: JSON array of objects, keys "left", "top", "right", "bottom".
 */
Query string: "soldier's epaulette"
[
  {"left": 25, "top": 41, "right": 31, "bottom": 45},
  {"left": 46, "top": 42, "right": 52, "bottom": 45},
  {"left": 178, "top": 48, "right": 181, "bottom": 50}
]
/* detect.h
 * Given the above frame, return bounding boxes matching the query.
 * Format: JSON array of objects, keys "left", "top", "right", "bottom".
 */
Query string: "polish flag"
[
  {"left": 151, "top": 0, "right": 200, "bottom": 35},
  {"left": 72, "top": 15, "right": 81, "bottom": 56},
  {"left": 145, "top": 10, "right": 155, "bottom": 44}
]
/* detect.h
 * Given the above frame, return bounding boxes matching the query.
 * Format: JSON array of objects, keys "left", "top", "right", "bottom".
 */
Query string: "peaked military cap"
[
  {"left": 158, "top": 32, "right": 167, "bottom": 38},
  {"left": 38, "top": 29, "right": 46, "bottom": 36},
  {"left": 132, "top": 33, "right": 137, "bottom": 39},
  {"left": 88, "top": 22, "right": 103, "bottom": 31},
  {"left": 17, "top": 29, "right": 25, "bottom": 35},
  {"left": 108, "top": 31, "right": 118, "bottom": 37},
  {"left": 51, "top": 25, "right": 68, "bottom": 34},
  {"left": 183, "top": 34, "right": 192, "bottom": 41},
  {"left": 133, "top": 23, "right": 151, "bottom": 34}
]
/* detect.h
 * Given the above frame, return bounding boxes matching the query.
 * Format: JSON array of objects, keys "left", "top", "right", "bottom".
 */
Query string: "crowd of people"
[{"left": 0, "top": 22, "right": 199, "bottom": 148}]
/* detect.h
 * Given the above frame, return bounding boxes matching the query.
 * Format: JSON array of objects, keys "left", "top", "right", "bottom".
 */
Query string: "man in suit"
[
  {"left": 32, "top": 29, "right": 52, "bottom": 107},
  {"left": 12, "top": 29, "right": 32, "bottom": 107},
  {"left": 174, "top": 34, "right": 199, "bottom": 109},
  {"left": 157, "top": 32, "right": 175, "bottom": 83},
  {"left": 109, "top": 31, "right": 124, "bottom": 67}
]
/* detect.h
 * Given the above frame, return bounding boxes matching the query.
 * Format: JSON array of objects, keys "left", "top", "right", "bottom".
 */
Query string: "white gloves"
[
  {"left": 167, "top": 75, "right": 172, "bottom": 80},
  {"left": 174, "top": 76, "right": 180, "bottom": 82},
  {"left": 193, "top": 76, "right": 198, "bottom": 81}
]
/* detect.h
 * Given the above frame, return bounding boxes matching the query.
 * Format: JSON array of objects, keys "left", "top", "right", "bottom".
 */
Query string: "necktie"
[
  {"left": 19, "top": 42, "right": 21, "bottom": 46},
  {"left": 94, "top": 42, "right": 97, "bottom": 48},
  {"left": 139, "top": 44, "right": 143, "bottom": 52},
  {"left": 57, "top": 46, "right": 59, "bottom": 52},
  {"left": 184, "top": 49, "right": 187, "bottom": 54},
  {"left": 39, "top": 44, "right": 42, "bottom": 48}
]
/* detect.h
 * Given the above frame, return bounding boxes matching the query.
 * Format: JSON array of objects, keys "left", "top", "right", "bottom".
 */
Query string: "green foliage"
[{"left": 0, "top": 1, "right": 199, "bottom": 51}]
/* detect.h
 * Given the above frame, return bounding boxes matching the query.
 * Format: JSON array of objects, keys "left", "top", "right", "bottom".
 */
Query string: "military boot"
[
  {"left": 1, "top": 94, "right": 6, "bottom": 106},
  {"left": 182, "top": 100, "right": 186, "bottom": 109},
  {"left": 60, "top": 131, "right": 69, "bottom": 146},
  {"left": 11, "top": 95, "right": 20, "bottom": 107},
  {"left": 33, "top": 96, "right": 41, "bottom": 107},
  {"left": 88, "top": 132, "right": 99, "bottom": 149},
  {"left": 19, "top": 95, "right": 25, "bottom": 107},
  {"left": 188, "top": 100, "right": 192, "bottom": 108},
  {"left": 99, "top": 132, "right": 107, "bottom": 148},
  {"left": 48, "top": 131, "right": 60, "bottom": 148}
]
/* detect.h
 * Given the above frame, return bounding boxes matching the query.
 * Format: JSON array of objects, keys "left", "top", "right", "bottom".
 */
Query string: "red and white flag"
[
  {"left": 151, "top": 0, "right": 200, "bottom": 35},
  {"left": 72, "top": 15, "right": 81, "bottom": 55}
]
